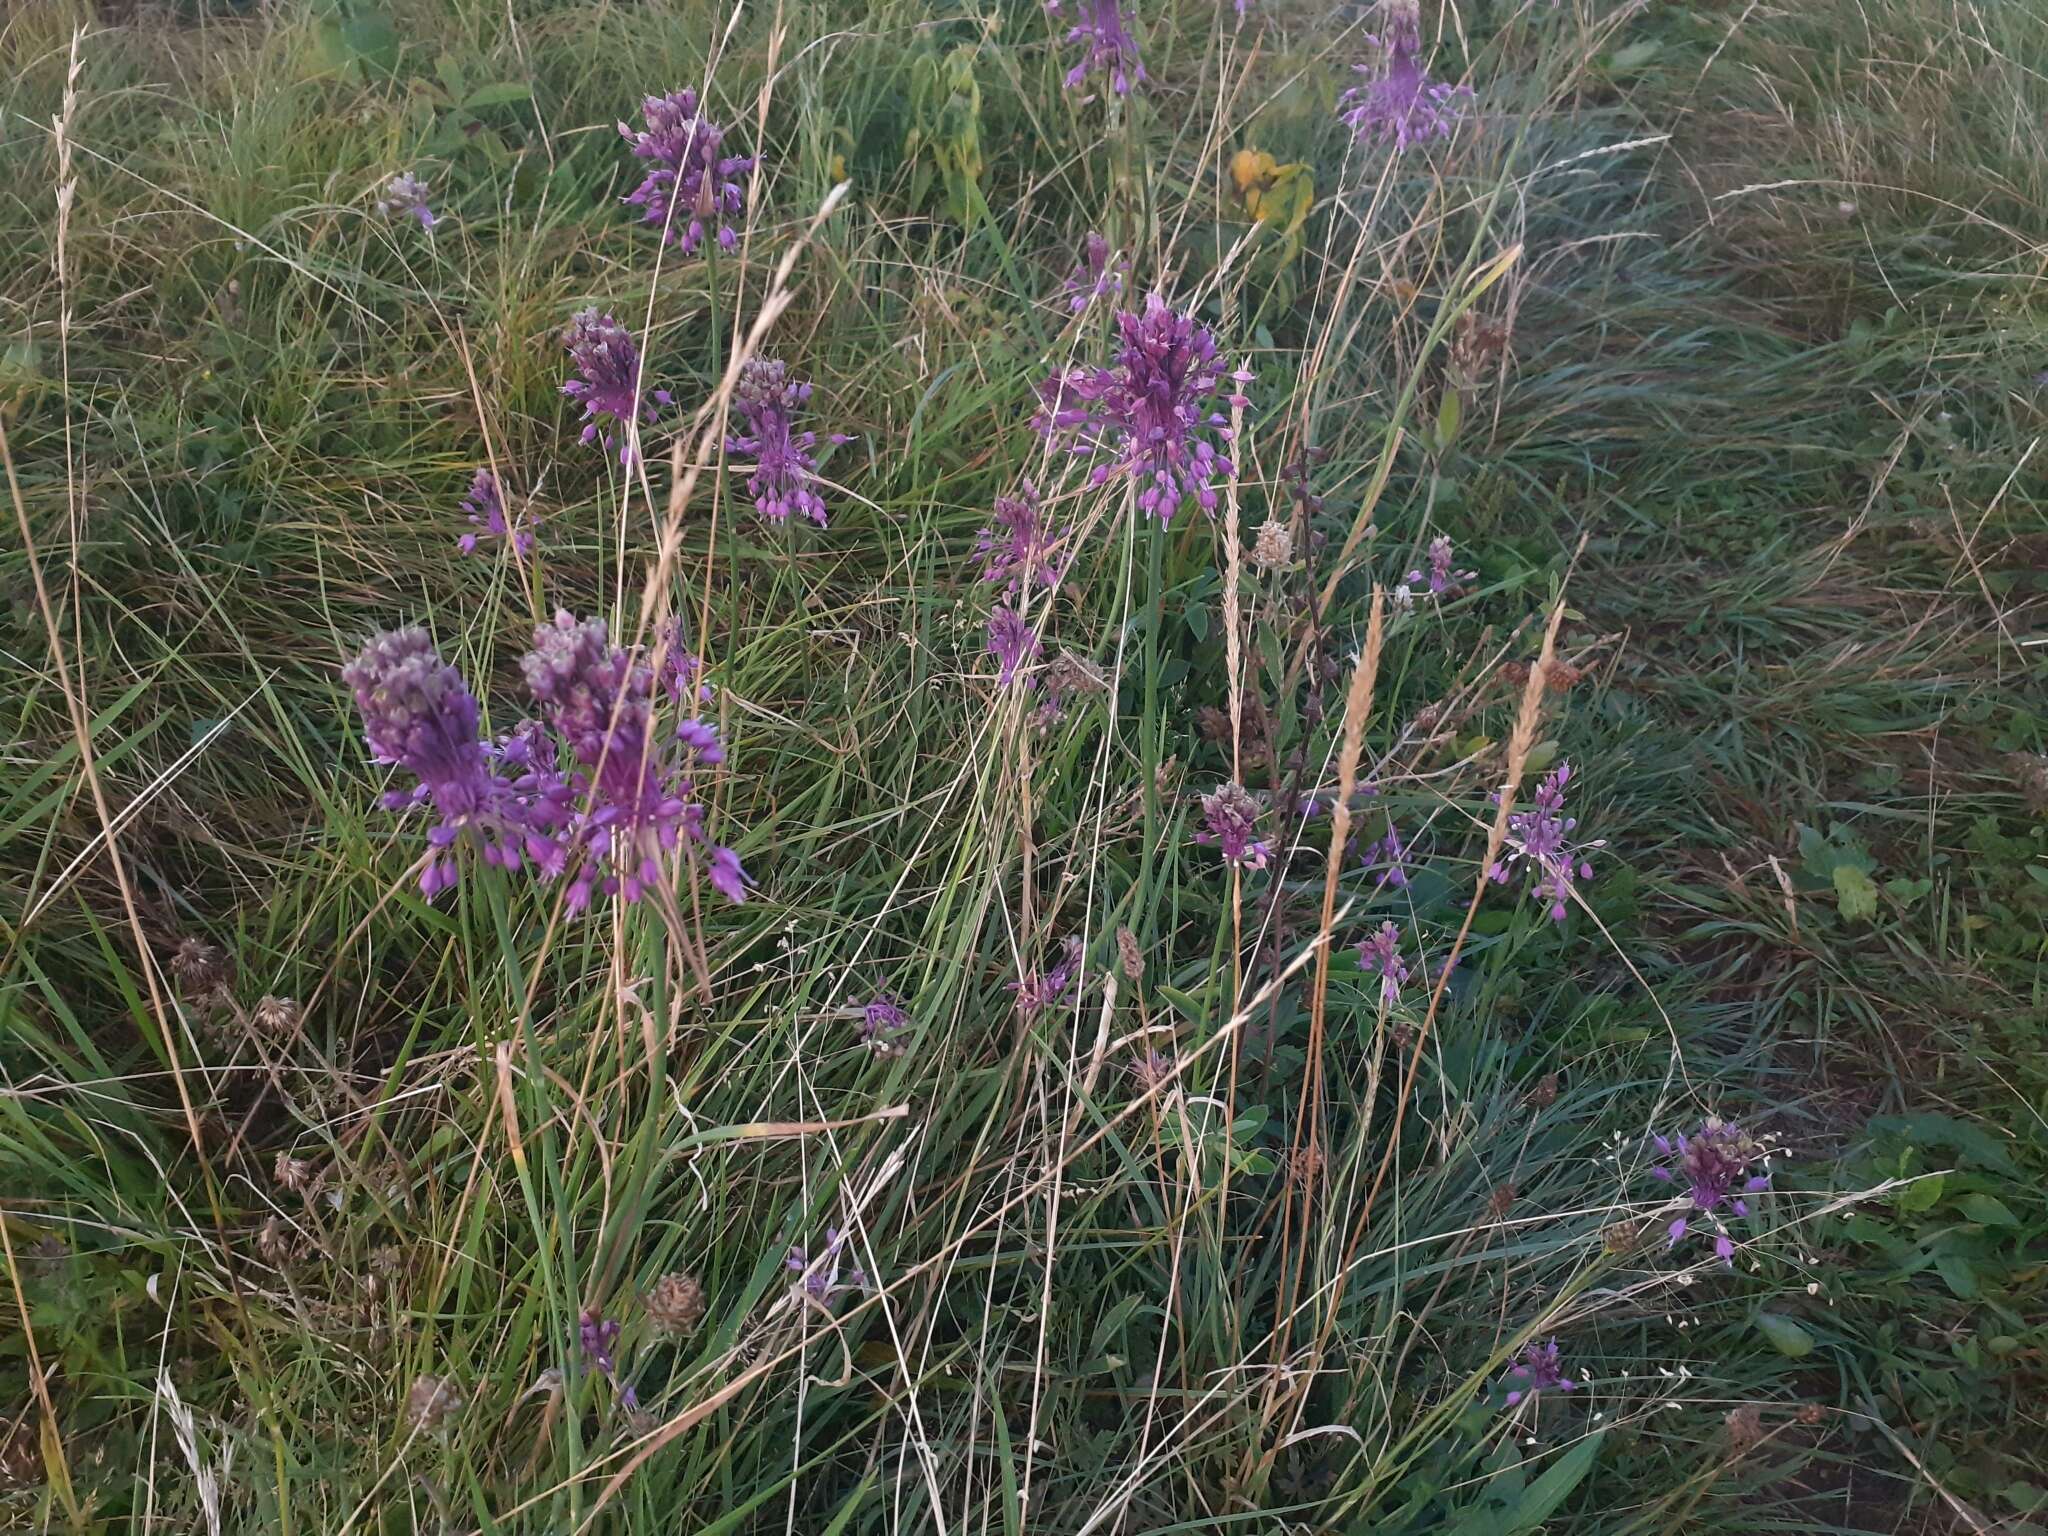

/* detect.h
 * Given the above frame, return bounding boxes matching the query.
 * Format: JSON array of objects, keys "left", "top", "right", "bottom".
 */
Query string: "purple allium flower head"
[
  {"left": 456, "top": 468, "right": 538, "bottom": 557},
  {"left": 519, "top": 612, "right": 745, "bottom": 911},
  {"left": 1196, "top": 782, "right": 1271, "bottom": 870},
  {"left": 1357, "top": 921, "right": 1410, "bottom": 1003},
  {"left": 343, "top": 629, "right": 559, "bottom": 898},
  {"left": 1062, "top": 232, "right": 1126, "bottom": 314},
  {"left": 375, "top": 170, "right": 436, "bottom": 230},
  {"left": 1488, "top": 761, "right": 1603, "bottom": 922},
  {"left": 788, "top": 1228, "right": 866, "bottom": 1303},
  {"left": 1364, "top": 821, "right": 1411, "bottom": 891},
  {"left": 978, "top": 482, "right": 1071, "bottom": 595},
  {"left": 1339, "top": 2, "right": 1472, "bottom": 152},
  {"left": 1011, "top": 936, "right": 1084, "bottom": 1017},
  {"left": 1405, "top": 534, "right": 1475, "bottom": 598},
  {"left": 987, "top": 604, "right": 1041, "bottom": 687},
  {"left": 1032, "top": 648, "right": 1107, "bottom": 729},
  {"left": 562, "top": 308, "right": 671, "bottom": 469},
  {"left": 858, "top": 994, "right": 912, "bottom": 1056},
  {"left": 577, "top": 1311, "right": 639, "bottom": 1409},
  {"left": 1652, "top": 1116, "right": 1771, "bottom": 1262},
  {"left": 726, "top": 357, "right": 846, "bottom": 527},
  {"left": 619, "top": 88, "right": 754, "bottom": 255},
  {"left": 1500, "top": 1339, "right": 1576, "bottom": 1408},
  {"left": 1048, "top": 0, "right": 1145, "bottom": 96},
  {"left": 1036, "top": 293, "right": 1252, "bottom": 526}
]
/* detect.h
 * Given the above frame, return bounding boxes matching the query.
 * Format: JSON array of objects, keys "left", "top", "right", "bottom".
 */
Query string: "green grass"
[{"left": 2, "top": 0, "right": 2043, "bottom": 1530}]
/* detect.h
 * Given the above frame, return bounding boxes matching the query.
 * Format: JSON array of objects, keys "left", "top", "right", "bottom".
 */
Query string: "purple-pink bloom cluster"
[
  {"left": 858, "top": 994, "right": 911, "bottom": 1055},
  {"left": 1011, "top": 936, "right": 1084, "bottom": 1017},
  {"left": 1061, "top": 232, "right": 1126, "bottom": 314},
  {"left": 520, "top": 612, "right": 746, "bottom": 912},
  {"left": 1500, "top": 1339, "right": 1575, "bottom": 1408},
  {"left": 1037, "top": 293, "right": 1251, "bottom": 526},
  {"left": 978, "top": 482, "right": 1071, "bottom": 595},
  {"left": 726, "top": 357, "right": 846, "bottom": 527},
  {"left": 577, "top": 1311, "right": 638, "bottom": 1408},
  {"left": 1339, "top": 4, "right": 1472, "bottom": 152},
  {"left": 375, "top": 170, "right": 436, "bottom": 230},
  {"left": 1357, "top": 921, "right": 1410, "bottom": 1003},
  {"left": 1196, "top": 782, "right": 1271, "bottom": 870},
  {"left": 562, "top": 308, "right": 671, "bottom": 469},
  {"left": 456, "top": 468, "right": 538, "bottom": 557},
  {"left": 1364, "top": 821, "right": 1411, "bottom": 890},
  {"left": 788, "top": 1228, "right": 867, "bottom": 1302},
  {"left": 1489, "top": 761, "right": 1601, "bottom": 922},
  {"left": 1652, "top": 1117, "right": 1771, "bottom": 1262},
  {"left": 987, "top": 604, "right": 1041, "bottom": 687},
  {"left": 1405, "top": 535, "right": 1475, "bottom": 598},
  {"left": 343, "top": 629, "right": 562, "bottom": 898},
  {"left": 1048, "top": 0, "right": 1145, "bottom": 96},
  {"left": 619, "top": 88, "right": 754, "bottom": 255}
]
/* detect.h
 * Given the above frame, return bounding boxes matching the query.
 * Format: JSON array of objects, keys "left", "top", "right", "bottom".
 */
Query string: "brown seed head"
[
  {"left": 1723, "top": 1404, "right": 1764, "bottom": 1455},
  {"left": 251, "top": 995, "right": 303, "bottom": 1041},
  {"left": 272, "top": 1151, "right": 320, "bottom": 1197},
  {"left": 1115, "top": 926, "right": 1144, "bottom": 981},
  {"left": 1526, "top": 1072, "right": 1560, "bottom": 1110},
  {"left": 406, "top": 1375, "right": 465, "bottom": 1436},
  {"left": 1488, "top": 1184, "right": 1517, "bottom": 1221},
  {"left": 646, "top": 1271, "right": 707, "bottom": 1338},
  {"left": 1250, "top": 518, "right": 1294, "bottom": 572},
  {"left": 1602, "top": 1219, "right": 1645, "bottom": 1257}
]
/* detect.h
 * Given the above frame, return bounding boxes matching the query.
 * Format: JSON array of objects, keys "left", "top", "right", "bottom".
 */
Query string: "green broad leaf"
[
  {"left": 1500, "top": 1431, "right": 1603, "bottom": 1534},
  {"left": 1754, "top": 1311, "right": 1815, "bottom": 1358},
  {"left": 1958, "top": 1193, "right": 2018, "bottom": 1226},
  {"left": 1895, "top": 1171, "right": 1946, "bottom": 1213},
  {"left": 1934, "top": 1251, "right": 1980, "bottom": 1299},
  {"left": 1834, "top": 863, "right": 1878, "bottom": 922},
  {"left": 1523, "top": 738, "right": 1560, "bottom": 775},
  {"left": 1156, "top": 984, "right": 1207, "bottom": 1024},
  {"left": 464, "top": 81, "right": 533, "bottom": 109},
  {"left": 1435, "top": 387, "right": 1463, "bottom": 451}
]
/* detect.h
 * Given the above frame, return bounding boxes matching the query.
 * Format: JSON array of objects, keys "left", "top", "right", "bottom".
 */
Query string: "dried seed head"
[
  {"left": 2010, "top": 751, "right": 2048, "bottom": 815},
  {"left": 1525, "top": 1072, "right": 1560, "bottom": 1110},
  {"left": 272, "top": 1151, "right": 320, "bottom": 1197},
  {"left": 255, "top": 1216, "right": 300, "bottom": 1269},
  {"left": 1195, "top": 705, "right": 1232, "bottom": 743},
  {"left": 1796, "top": 1403, "right": 1826, "bottom": 1426},
  {"left": 1128, "top": 1047, "right": 1174, "bottom": 1096},
  {"left": 1601, "top": 1218, "right": 1645, "bottom": 1257},
  {"left": 1487, "top": 1184, "right": 1517, "bottom": 1221},
  {"left": 406, "top": 1375, "right": 464, "bottom": 1436},
  {"left": 1250, "top": 518, "right": 1294, "bottom": 572},
  {"left": 251, "top": 995, "right": 303, "bottom": 1041},
  {"left": 171, "top": 937, "right": 231, "bottom": 1005},
  {"left": 1723, "top": 1404, "right": 1764, "bottom": 1455},
  {"left": 1115, "top": 926, "right": 1144, "bottom": 981},
  {"left": 0, "top": 1417, "right": 38, "bottom": 1489},
  {"left": 646, "top": 1271, "right": 707, "bottom": 1338}
]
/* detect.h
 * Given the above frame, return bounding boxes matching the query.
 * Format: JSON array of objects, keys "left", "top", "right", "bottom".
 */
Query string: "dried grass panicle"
[{"left": 646, "top": 1271, "right": 707, "bottom": 1337}]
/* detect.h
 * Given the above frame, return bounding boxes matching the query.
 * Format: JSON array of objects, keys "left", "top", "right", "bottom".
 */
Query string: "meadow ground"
[{"left": 1, "top": 0, "right": 2044, "bottom": 1530}]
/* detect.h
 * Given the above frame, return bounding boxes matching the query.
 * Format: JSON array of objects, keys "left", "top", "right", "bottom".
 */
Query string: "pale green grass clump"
[{"left": 1, "top": 0, "right": 2043, "bottom": 1531}]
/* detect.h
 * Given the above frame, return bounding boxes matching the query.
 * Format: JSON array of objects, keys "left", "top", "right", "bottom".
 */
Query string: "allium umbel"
[
  {"left": 1652, "top": 1116, "right": 1771, "bottom": 1262},
  {"left": 1011, "top": 936, "right": 1083, "bottom": 1018},
  {"left": 1500, "top": 1339, "right": 1576, "bottom": 1408},
  {"left": 519, "top": 612, "right": 746, "bottom": 911},
  {"left": 858, "top": 994, "right": 912, "bottom": 1056},
  {"left": 978, "top": 482, "right": 1070, "bottom": 595},
  {"left": 1406, "top": 535, "right": 1475, "bottom": 598},
  {"left": 1489, "top": 760, "right": 1602, "bottom": 922},
  {"left": 1196, "top": 782, "right": 1271, "bottom": 870},
  {"left": 788, "top": 1229, "right": 866, "bottom": 1303},
  {"left": 456, "top": 468, "right": 537, "bottom": 557},
  {"left": 620, "top": 88, "right": 753, "bottom": 255},
  {"left": 1357, "top": 921, "right": 1410, "bottom": 1003},
  {"left": 562, "top": 308, "right": 670, "bottom": 468},
  {"left": 1037, "top": 293, "right": 1251, "bottom": 526},
  {"left": 1339, "top": 3, "right": 1472, "bottom": 152},
  {"left": 375, "top": 170, "right": 436, "bottom": 230},
  {"left": 343, "top": 628, "right": 560, "bottom": 898},
  {"left": 1049, "top": 0, "right": 1145, "bottom": 97},
  {"left": 1062, "top": 231, "right": 1126, "bottom": 314},
  {"left": 986, "top": 604, "right": 1041, "bottom": 687},
  {"left": 725, "top": 357, "right": 847, "bottom": 527}
]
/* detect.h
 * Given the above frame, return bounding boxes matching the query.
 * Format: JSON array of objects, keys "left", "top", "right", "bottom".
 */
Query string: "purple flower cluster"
[
  {"left": 1011, "top": 936, "right": 1084, "bottom": 1017},
  {"left": 1196, "top": 782, "right": 1271, "bottom": 871},
  {"left": 726, "top": 357, "right": 846, "bottom": 527},
  {"left": 1405, "top": 535, "right": 1475, "bottom": 598},
  {"left": 1339, "top": 4, "right": 1472, "bottom": 152},
  {"left": 1357, "top": 921, "right": 1410, "bottom": 1003},
  {"left": 1500, "top": 1339, "right": 1575, "bottom": 1408},
  {"left": 1363, "top": 821, "right": 1411, "bottom": 891},
  {"left": 1048, "top": 0, "right": 1145, "bottom": 97},
  {"left": 521, "top": 612, "right": 746, "bottom": 911},
  {"left": 578, "top": 1311, "right": 639, "bottom": 1408},
  {"left": 1037, "top": 293, "right": 1252, "bottom": 526},
  {"left": 1489, "top": 761, "right": 1601, "bottom": 922},
  {"left": 619, "top": 88, "right": 753, "bottom": 256},
  {"left": 1061, "top": 232, "right": 1126, "bottom": 314},
  {"left": 987, "top": 604, "right": 1041, "bottom": 687},
  {"left": 978, "top": 482, "right": 1071, "bottom": 595},
  {"left": 456, "top": 468, "right": 538, "bottom": 557},
  {"left": 788, "top": 1228, "right": 867, "bottom": 1303},
  {"left": 342, "top": 629, "right": 562, "bottom": 898},
  {"left": 1652, "top": 1117, "right": 1771, "bottom": 1262},
  {"left": 375, "top": 170, "right": 436, "bottom": 230},
  {"left": 858, "top": 994, "right": 911, "bottom": 1055},
  {"left": 562, "top": 309, "right": 671, "bottom": 469}
]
